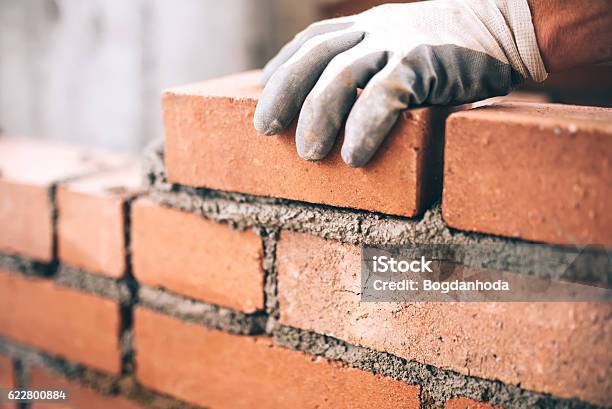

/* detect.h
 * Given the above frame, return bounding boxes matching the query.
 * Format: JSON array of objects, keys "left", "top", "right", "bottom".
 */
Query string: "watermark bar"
[
  {"left": 361, "top": 244, "right": 611, "bottom": 302},
  {"left": 0, "top": 389, "right": 70, "bottom": 403}
]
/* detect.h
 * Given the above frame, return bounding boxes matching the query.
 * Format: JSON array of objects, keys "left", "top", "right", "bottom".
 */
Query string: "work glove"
[{"left": 254, "top": 0, "right": 548, "bottom": 167}]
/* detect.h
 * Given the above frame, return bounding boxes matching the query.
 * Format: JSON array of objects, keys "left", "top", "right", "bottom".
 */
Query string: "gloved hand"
[{"left": 254, "top": 0, "right": 548, "bottom": 167}]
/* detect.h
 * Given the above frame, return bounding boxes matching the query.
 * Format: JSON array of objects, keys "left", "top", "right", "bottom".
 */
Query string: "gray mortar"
[
  {"left": 0, "top": 338, "right": 202, "bottom": 409},
  {"left": 119, "top": 327, "right": 134, "bottom": 372},
  {"left": 262, "top": 228, "right": 280, "bottom": 326},
  {"left": 2, "top": 352, "right": 29, "bottom": 409},
  {"left": 0, "top": 339, "right": 88, "bottom": 386},
  {"left": 144, "top": 140, "right": 610, "bottom": 286},
  {"left": 119, "top": 194, "right": 141, "bottom": 376},
  {"left": 273, "top": 326, "right": 605, "bottom": 409},
  {"left": 0, "top": 252, "right": 55, "bottom": 278},
  {"left": 55, "top": 265, "right": 130, "bottom": 304},
  {"left": 49, "top": 184, "right": 59, "bottom": 263},
  {"left": 0, "top": 257, "right": 130, "bottom": 306},
  {"left": 138, "top": 285, "right": 266, "bottom": 335}
]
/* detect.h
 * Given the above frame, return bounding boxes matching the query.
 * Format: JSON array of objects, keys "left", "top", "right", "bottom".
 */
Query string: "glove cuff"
[
  {"left": 469, "top": 0, "right": 548, "bottom": 82},
  {"left": 494, "top": 0, "right": 548, "bottom": 82}
]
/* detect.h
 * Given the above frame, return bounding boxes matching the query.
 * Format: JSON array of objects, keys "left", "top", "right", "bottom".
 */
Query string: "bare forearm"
[{"left": 528, "top": 0, "right": 612, "bottom": 72}]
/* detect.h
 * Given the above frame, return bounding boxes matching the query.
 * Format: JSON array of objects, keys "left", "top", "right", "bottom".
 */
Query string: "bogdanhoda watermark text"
[{"left": 361, "top": 243, "right": 612, "bottom": 302}]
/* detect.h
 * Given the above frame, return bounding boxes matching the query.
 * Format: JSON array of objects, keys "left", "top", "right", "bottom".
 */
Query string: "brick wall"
[{"left": 0, "top": 70, "right": 610, "bottom": 408}]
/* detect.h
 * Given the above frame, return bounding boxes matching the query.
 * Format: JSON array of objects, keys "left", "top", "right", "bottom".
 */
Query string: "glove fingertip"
[
  {"left": 341, "top": 144, "right": 368, "bottom": 168},
  {"left": 260, "top": 64, "right": 276, "bottom": 86},
  {"left": 253, "top": 114, "right": 283, "bottom": 135},
  {"left": 265, "top": 118, "right": 284, "bottom": 135},
  {"left": 296, "top": 132, "right": 328, "bottom": 161}
]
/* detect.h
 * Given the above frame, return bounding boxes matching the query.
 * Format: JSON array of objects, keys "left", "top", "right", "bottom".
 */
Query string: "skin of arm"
[{"left": 528, "top": 0, "right": 612, "bottom": 71}]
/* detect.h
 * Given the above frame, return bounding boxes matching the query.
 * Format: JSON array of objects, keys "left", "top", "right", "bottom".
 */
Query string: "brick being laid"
[
  {"left": 443, "top": 102, "right": 612, "bottom": 245},
  {"left": 162, "top": 70, "right": 450, "bottom": 217}
]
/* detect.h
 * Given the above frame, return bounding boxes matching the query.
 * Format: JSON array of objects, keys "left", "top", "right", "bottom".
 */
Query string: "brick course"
[
  {"left": 0, "top": 269, "right": 121, "bottom": 374},
  {"left": 443, "top": 102, "right": 612, "bottom": 245},
  {"left": 162, "top": 70, "right": 449, "bottom": 217},
  {"left": 131, "top": 198, "right": 264, "bottom": 313},
  {"left": 134, "top": 307, "right": 420, "bottom": 409},
  {"left": 276, "top": 230, "right": 612, "bottom": 405},
  {"left": 57, "top": 164, "right": 141, "bottom": 277}
]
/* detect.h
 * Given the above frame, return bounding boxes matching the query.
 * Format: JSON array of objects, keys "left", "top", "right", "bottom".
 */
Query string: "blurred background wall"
[
  {"left": 0, "top": 0, "right": 318, "bottom": 152},
  {"left": 1, "top": 0, "right": 610, "bottom": 152}
]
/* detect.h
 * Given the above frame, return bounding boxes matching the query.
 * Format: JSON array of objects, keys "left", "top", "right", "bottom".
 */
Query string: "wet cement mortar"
[
  {"left": 261, "top": 228, "right": 280, "bottom": 322},
  {"left": 138, "top": 286, "right": 266, "bottom": 335},
  {"left": 0, "top": 253, "right": 55, "bottom": 278},
  {"left": 55, "top": 265, "right": 130, "bottom": 303}
]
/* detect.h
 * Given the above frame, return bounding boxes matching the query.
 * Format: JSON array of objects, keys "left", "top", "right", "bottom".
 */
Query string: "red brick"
[
  {"left": 0, "top": 137, "right": 130, "bottom": 261},
  {"left": 29, "top": 366, "right": 143, "bottom": 409},
  {"left": 131, "top": 198, "right": 264, "bottom": 312},
  {"left": 134, "top": 307, "right": 419, "bottom": 409},
  {"left": 0, "top": 355, "right": 15, "bottom": 409},
  {"left": 469, "top": 91, "right": 550, "bottom": 108},
  {"left": 57, "top": 164, "right": 141, "bottom": 277},
  {"left": 443, "top": 102, "right": 612, "bottom": 245},
  {"left": 446, "top": 397, "right": 501, "bottom": 409},
  {"left": 276, "top": 231, "right": 612, "bottom": 405},
  {"left": 163, "top": 70, "right": 449, "bottom": 217},
  {"left": 0, "top": 269, "right": 121, "bottom": 374},
  {"left": 0, "top": 182, "right": 51, "bottom": 261}
]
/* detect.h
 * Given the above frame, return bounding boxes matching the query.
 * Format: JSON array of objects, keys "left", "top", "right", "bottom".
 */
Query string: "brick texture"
[
  {"left": 0, "top": 269, "right": 120, "bottom": 374},
  {"left": 134, "top": 307, "right": 420, "bottom": 409},
  {"left": 0, "top": 137, "right": 129, "bottom": 261},
  {"left": 276, "top": 231, "right": 612, "bottom": 406},
  {"left": 0, "top": 181, "right": 52, "bottom": 262},
  {"left": 57, "top": 164, "right": 141, "bottom": 277},
  {"left": 163, "top": 70, "right": 449, "bottom": 217},
  {"left": 131, "top": 198, "right": 264, "bottom": 312},
  {"left": 469, "top": 91, "right": 550, "bottom": 108},
  {"left": 443, "top": 102, "right": 612, "bottom": 245},
  {"left": 0, "top": 355, "right": 15, "bottom": 409},
  {"left": 445, "top": 397, "right": 500, "bottom": 409},
  {"left": 28, "top": 366, "right": 143, "bottom": 409}
]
